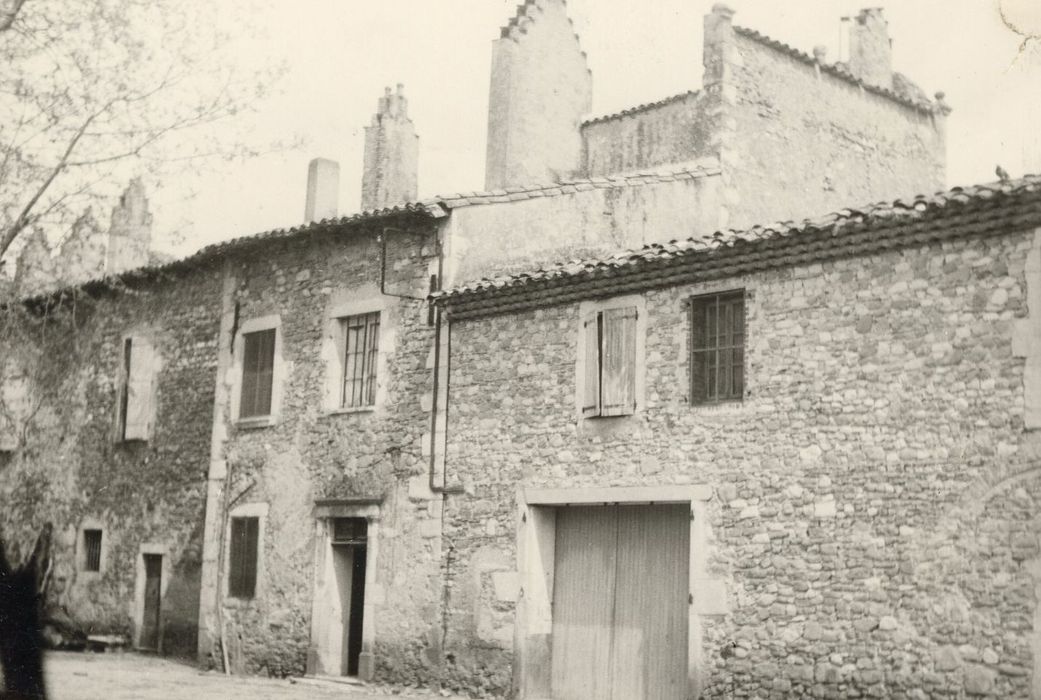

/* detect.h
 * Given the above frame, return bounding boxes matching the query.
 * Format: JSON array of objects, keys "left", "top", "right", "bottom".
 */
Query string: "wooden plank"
[
  {"left": 600, "top": 307, "right": 636, "bottom": 416},
  {"left": 581, "top": 313, "right": 600, "bottom": 417},
  {"left": 124, "top": 337, "right": 154, "bottom": 440},
  {"left": 611, "top": 505, "right": 690, "bottom": 700},
  {"left": 551, "top": 506, "right": 617, "bottom": 700}
]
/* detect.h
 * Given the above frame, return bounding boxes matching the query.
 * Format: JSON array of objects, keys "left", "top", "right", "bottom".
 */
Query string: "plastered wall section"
[
  {"left": 580, "top": 92, "right": 715, "bottom": 178},
  {"left": 0, "top": 265, "right": 222, "bottom": 657},
  {"left": 442, "top": 173, "right": 722, "bottom": 287},
  {"left": 439, "top": 229, "right": 1040, "bottom": 698},
  {"left": 207, "top": 225, "right": 448, "bottom": 682},
  {"left": 723, "top": 32, "right": 946, "bottom": 229}
]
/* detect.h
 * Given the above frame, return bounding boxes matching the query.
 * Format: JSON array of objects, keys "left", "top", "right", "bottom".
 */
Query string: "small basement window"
[{"left": 83, "top": 529, "right": 103, "bottom": 572}]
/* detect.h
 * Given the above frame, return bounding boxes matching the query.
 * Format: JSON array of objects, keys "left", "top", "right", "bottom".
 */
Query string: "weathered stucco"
[
  {"left": 443, "top": 168, "right": 722, "bottom": 286},
  {"left": 441, "top": 228, "right": 1040, "bottom": 697}
]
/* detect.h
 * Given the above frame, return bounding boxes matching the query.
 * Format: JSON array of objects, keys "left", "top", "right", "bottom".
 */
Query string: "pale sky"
[{"left": 157, "top": 0, "right": 1041, "bottom": 257}]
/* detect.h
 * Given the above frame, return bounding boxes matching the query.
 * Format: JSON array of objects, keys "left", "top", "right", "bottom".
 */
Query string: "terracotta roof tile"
[
  {"left": 433, "top": 174, "right": 1041, "bottom": 319},
  {"left": 582, "top": 90, "right": 701, "bottom": 127}
]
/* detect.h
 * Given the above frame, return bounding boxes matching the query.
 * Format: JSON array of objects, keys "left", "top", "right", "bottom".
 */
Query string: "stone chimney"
[
  {"left": 304, "top": 158, "right": 340, "bottom": 222},
  {"left": 60, "top": 209, "right": 106, "bottom": 284},
  {"left": 847, "top": 8, "right": 892, "bottom": 89},
  {"left": 106, "top": 178, "right": 153, "bottom": 274},
  {"left": 485, "top": 0, "right": 592, "bottom": 189},
  {"left": 361, "top": 84, "right": 418, "bottom": 211},
  {"left": 14, "top": 229, "right": 56, "bottom": 296}
]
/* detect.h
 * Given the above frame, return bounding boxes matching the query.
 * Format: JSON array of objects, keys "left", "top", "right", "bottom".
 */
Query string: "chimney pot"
[
  {"left": 304, "top": 158, "right": 340, "bottom": 222},
  {"left": 813, "top": 45, "right": 828, "bottom": 62},
  {"left": 711, "top": 3, "right": 735, "bottom": 20}
]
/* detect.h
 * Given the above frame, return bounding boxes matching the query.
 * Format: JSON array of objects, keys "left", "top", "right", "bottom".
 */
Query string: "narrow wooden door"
[
  {"left": 550, "top": 504, "right": 689, "bottom": 700},
  {"left": 140, "top": 554, "right": 162, "bottom": 651}
]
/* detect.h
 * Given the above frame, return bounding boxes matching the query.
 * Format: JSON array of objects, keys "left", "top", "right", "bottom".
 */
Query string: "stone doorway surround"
[
  {"left": 513, "top": 484, "right": 726, "bottom": 699},
  {"left": 307, "top": 498, "right": 381, "bottom": 681}
]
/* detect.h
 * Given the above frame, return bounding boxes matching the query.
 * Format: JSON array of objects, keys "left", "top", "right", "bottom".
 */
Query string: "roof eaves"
[
  {"left": 581, "top": 90, "right": 702, "bottom": 127},
  {"left": 434, "top": 175, "right": 1041, "bottom": 319}
]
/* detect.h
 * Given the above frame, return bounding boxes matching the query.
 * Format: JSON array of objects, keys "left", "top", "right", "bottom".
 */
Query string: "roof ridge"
[
  {"left": 582, "top": 90, "right": 702, "bottom": 127},
  {"left": 731, "top": 25, "right": 938, "bottom": 115},
  {"left": 434, "top": 174, "right": 1041, "bottom": 311}
]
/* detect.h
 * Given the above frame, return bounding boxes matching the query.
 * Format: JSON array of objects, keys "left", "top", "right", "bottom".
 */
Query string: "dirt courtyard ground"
[{"left": 42, "top": 651, "right": 470, "bottom": 700}]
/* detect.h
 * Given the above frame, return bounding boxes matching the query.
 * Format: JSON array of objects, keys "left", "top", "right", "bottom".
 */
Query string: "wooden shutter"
[
  {"left": 229, "top": 516, "right": 259, "bottom": 598},
  {"left": 240, "top": 329, "right": 275, "bottom": 418},
  {"left": 600, "top": 307, "right": 637, "bottom": 416},
  {"left": 581, "top": 312, "right": 601, "bottom": 417},
  {"left": 124, "top": 337, "right": 155, "bottom": 440}
]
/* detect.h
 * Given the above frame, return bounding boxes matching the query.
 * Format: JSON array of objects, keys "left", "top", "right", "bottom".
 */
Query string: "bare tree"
[{"left": 0, "top": 0, "right": 278, "bottom": 265}]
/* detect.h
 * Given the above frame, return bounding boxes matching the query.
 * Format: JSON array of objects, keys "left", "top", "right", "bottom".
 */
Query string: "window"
[
  {"left": 228, "top": 516, "right": 259, "bottom": 599},
  {"left": 582, "top": 306, "right": 637, "bottom": 417},
  {"left": 341, "top": 312, "right": 380, "bottom": 409},
  {"left": 83, "top": 529, "right": 103, "bottom": 572},
  {"left": 690, "top": 291, "right": 745, "bottom": 404},
  {"left": 240, "top": 329, "right": 276, "bottom": 419},
  {"left": 117, "top": 336, "right": 156, "bottom": 441}
]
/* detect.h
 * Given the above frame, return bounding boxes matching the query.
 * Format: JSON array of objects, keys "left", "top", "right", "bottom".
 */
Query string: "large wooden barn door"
[{"left": 550, "top": 504, "right": 689, "bottom": 700}]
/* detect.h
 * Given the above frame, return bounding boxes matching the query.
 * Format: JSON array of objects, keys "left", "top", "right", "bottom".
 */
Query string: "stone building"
[
  {"left": 5, "top": 2, "right": 1037, "bottom": 698},
  {"left": 432, "top": 175, "right": 1041, "bottom": 698}
]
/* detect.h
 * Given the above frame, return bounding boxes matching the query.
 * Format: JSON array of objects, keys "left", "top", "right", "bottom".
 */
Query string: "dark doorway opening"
[
  {"left": 140, "top": 554, "right": 162, "bottom": 651},
  {"left": 331, "top": 518, "right": 367, "bottom": 676}
]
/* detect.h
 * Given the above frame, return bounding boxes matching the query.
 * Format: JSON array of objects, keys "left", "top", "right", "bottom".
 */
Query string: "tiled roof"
[
  {"left": 19, "top": 202, "right": 443, "bottom": 302},
  {"left": 732, "top": 26, "right": 938, "bottom": 114},
  {"left": 582, "top": 91, "right": 701, "bottom": 127},
  {"left": 424, "top": 160, "right": 720, "bottom": 210},
  {"left": 433, "top": 174, "right": 1041, "bottom": 320}
]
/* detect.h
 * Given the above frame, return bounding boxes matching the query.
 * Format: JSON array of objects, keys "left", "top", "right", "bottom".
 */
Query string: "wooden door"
[
  {"left": 550, "top": 504, "right": 689, "bottom": 700},
  {"left": 140, "top": 554, "right": 162, "bottom": 651}
]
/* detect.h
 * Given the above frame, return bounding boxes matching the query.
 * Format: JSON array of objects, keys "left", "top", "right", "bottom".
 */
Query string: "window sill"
[
  {"left": 689, "top": 399, "right": 747, "bottom": 414},
  {"left": 222, "top": 596, "right": 257, "bottom": 609},
  {"left": 234, "top": 416, "right": 278, "bottom": 430},
  {"left": 77, "top": 570, "right": 103, "bottom": 581},
  {"left": 322, "top": 405, "right": 377, "bottom": 417}
]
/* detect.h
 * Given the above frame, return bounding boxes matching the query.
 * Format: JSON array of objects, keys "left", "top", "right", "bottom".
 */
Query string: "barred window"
[
  {"left": 228, "top": 516, "right": 259, "bottom": 599},
  {"left": 690, "top": 291, "right": 745, "bottom": 404},
  {"left": 341, "top": 312, "right": 380, "bottom": 409},
  {"left": 83, "top": 529, "right": 103, "bottom": 572},
  {"left": 240, "top": 329, "right": 276, "bottom": 418}
]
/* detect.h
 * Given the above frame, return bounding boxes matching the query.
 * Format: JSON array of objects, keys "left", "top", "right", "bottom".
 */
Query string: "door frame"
[
  {"left": 514, "top": 485, "right": 722, "bottom": 700},
  {"left": 132, "top": 543, "right": 171, "bottom": 651},
  {"left": 307, "top": 498, "right": 381, "bottom": 680}
]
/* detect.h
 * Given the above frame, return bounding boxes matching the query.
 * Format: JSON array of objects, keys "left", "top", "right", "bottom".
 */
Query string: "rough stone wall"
[
  {"left": 484, "top": 0, "right": 592, "bottom": 190},
  {"left": 722, "top": 29, "right": 946, "bottom": 230},
  {"left": 441, "top": 228, "right": 1040, "bottom": 697},
  {"left": 442, "top": 170, "right": 722, "bottom": 287},
  {"left": 580, "top": 92, "right": 713, "bottom": 177},
  {"left": 0, "top": 266, "right": 222, "bottom": 657},
  {"left": 212, "top": 226, "right": 448, "bottom": 681}
]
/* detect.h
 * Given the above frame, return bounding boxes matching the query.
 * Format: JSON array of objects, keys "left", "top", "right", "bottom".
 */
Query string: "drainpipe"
[{"left": 428, "top": 240, "right": 463, "bottom": 495}]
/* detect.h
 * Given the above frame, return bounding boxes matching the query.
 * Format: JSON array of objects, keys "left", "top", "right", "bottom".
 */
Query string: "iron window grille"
[
  {"left": 689, "top": 291, "right": 745, "bottom": 405},
  {"left": 341, "top": 312, "right": 380, "bottom": 409},
  {"left": 83, "top": 529, "right": 102, "bottom": 572}
]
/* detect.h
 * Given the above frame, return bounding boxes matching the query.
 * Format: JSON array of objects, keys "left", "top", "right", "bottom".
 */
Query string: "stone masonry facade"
[
  {"left": 0, "top": 264, "right": 223, "bottom": 657},
  {"left": 437, "top": 223, "right": 1041, "bottom": 697}
]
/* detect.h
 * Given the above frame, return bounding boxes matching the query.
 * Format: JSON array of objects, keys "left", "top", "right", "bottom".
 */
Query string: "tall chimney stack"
[
  {"left": 847, "top": 8, "right": 892, "bottom": 89},
  {"left": 361, "top": 84, "right": 418, "bottom": 211},
  {"left": 106, "top": 178, "right": 153, "bottom": 273},
  {"left": 304, "top": 158, "right": 340, "bottom": 222}
]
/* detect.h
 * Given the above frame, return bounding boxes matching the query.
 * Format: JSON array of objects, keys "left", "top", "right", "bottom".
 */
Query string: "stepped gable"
[{"left": 498, "top": 0, "right": 589, "bottom": 68}]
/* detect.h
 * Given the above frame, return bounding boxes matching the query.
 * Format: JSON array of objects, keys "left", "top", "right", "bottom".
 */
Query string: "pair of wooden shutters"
[
  {"left": 119, "top": 336, "right": 155, "bottom": 441},
  {"left": 240, "top": 329, "right": 276, "bottom": 418},
  {"left": 229, "top": 516, "right": 259, "bottom": 598},
  {"left": 582, "top": 307, "right": 637, "bottom": 417}
]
